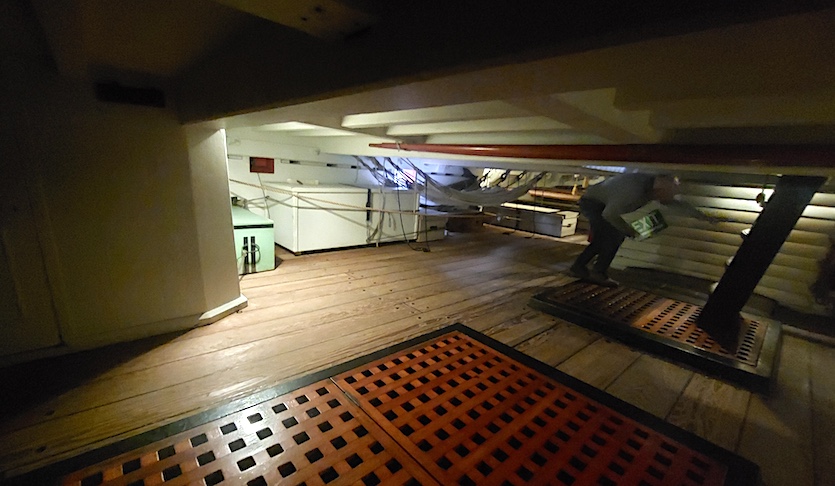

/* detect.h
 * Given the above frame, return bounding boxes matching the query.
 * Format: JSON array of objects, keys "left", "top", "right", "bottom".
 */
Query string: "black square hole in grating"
[
  {"left": 363, "top": 472, "right": 381, "bottom": 485},
  {"left": 277, "top": 461, "right": 297, "bottom": 478},
  {"left": 237, "top": 456, "right": 257, "bottom": 472},
  {"left": 162, "top": 464, "right": 181, "bottom": 481},
  {"left": 266, "top": 443, "right": 284, "bottom": 457},
  {"left": 320, "top": 466, "right": 340, "bottom": 483},
  {"left": 157, "top": 445, "right": 175, "bottom": 460},
  {"left": 247, "top": 477, "right": 267, "bottom": 486},
  {"left": 347, "top": 453, "right": 364, "bottom": 468},
  {"left": 229, "top": 438, "right": 246, "bottom": 452},
  {"left": 205, "top": 470, "right": 224, "bottom": 486},
  {"left": 190, "top": 433, "right": 208, "bottom": 447},
  {"left": 331, "top": 436, "right": 348, "bottom": 450},
  {"left": 306, "top": 448, "right": 325, "bottom": 463},
  {"left": 80, "top": 472, "right": 102, "bottom": 486},
  {"left": 197, "top": 451, "right": 216, "bottom": 466},
  {"left": 369, "top": 441, "right": 385, "bottom": 455},
  {"left": 122, "top": 458, "right": 141, "bottom": 474}
]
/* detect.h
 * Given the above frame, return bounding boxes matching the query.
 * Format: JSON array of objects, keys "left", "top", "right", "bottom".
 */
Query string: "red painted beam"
[{"left": 368, "top": 143, "right": 835, "bottom": 168}]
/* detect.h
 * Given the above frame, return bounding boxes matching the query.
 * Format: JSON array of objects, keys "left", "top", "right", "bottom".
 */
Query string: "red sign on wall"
[{"left": 249, "top": 157, "right": 275, "bottom": 173}]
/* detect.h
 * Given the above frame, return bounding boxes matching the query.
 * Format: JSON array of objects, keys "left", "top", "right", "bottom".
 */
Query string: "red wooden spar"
[{"left": 368, "top": 143, "right": 835, "bottom": 168}]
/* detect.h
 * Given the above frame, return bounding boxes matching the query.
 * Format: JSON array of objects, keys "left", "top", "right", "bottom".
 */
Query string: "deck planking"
[
  {"left": 514, "top": 321, "right": 602, "bottom": 367},
  {"left": 810, "top": 340, "right": 835, "bottom": 485},
  {"left": 556, "top": 338, "right": 643, "bottom": 389},
  {"left": 665, "top": 373, "right": 752, "bottom": 451},
  {"left": 604, "top": 354, "right": 695, "bottom": 419},
  {"left": 0, "top": 227, "right": 830, "bottom": 485},
  {"left": 737, "top": 335, "right": 816, "bottom": 485}
]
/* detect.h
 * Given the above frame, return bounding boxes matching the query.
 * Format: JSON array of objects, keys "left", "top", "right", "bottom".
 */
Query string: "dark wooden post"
[{"left": 699, "top": 175, "right": 826, "bottom": 348}]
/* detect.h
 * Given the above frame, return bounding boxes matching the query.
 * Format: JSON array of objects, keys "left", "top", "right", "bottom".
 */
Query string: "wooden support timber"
[{"left": 699, "top": 175, "right": 826, "bottom": 349}]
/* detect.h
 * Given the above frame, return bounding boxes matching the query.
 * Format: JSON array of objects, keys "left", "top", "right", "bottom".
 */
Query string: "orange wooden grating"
[
  {"left": 334, "top": 331, "right": 729, "bottom": 486},
  {"left": 537, "top": 282, "right": 767, "bottom": 365},
  {"left": 39, "top": 326, "right": 757, "bottom": 486},
  {"left": 59, "top": 381, "right": 438, "bottom": 486}
]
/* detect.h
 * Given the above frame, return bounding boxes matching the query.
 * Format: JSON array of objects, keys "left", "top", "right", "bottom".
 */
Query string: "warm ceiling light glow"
[
  {"left": 255, "top": 121, "right": 318, "bottom": 131},
  {"left": 302, "top": 128, "right": 356, "bottom": 137},
  {"left": 255, "top": 122, "right": 357, "bottom": 137}
]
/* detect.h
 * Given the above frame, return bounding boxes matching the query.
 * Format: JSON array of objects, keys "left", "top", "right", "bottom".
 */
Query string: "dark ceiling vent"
[{"left": 94, "top": 82, "right": 165, "bottom": 108}]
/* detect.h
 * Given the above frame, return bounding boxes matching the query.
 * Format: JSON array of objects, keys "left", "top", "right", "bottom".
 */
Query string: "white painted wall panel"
[{"left": 611, "top": 182, "right": 835, "bottom": 315}]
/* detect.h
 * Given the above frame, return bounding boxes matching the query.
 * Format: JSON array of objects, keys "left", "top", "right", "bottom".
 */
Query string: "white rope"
[{"left": 228, "top": 178, "right": 486, "bottom": 218}]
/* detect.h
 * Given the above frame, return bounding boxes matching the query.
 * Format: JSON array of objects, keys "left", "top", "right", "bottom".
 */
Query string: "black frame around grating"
[
  {"left": 529, "top": 284, "right": 782, "bottom": 394},
  {"left": 5, "top": 323, "right": 760, "bottom": 486}
]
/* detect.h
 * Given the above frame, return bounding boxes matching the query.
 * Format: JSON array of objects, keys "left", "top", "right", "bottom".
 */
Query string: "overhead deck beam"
[
  {"left": 368, "top": 143, "right": 835, "bottom": 171},
  {"left": 342, "top": 101, "right": 531, "bottom": 129},
  {"left": 386, "top": 116, "right": 570, "bottom": 137},
  {"left": 509, "top": 92, "right": 660, "bottom": 143}
]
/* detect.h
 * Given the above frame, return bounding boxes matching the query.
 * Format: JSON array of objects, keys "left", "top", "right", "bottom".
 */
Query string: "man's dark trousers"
[{"left": 573, "top": 198, "right": 626, "bottom": 274}]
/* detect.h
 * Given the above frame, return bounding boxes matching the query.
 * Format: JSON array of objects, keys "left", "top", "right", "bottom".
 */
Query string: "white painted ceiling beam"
[
  {"left": 554, "top": 88, "right": 661, "bottom": 142},
  {"left": 425, "top": 131, "right": 610, "bottom": 145},
  {"left": 507, "top": 95, "right": 658, "bottom": 144},
  {"left": 254, "top": 124, "right": 357, "bottom": 137},
  {"left": 341, "top": 101, "right": 532, "bottom": 129},
  {"left": 386, "top": 116, "right": 570, "bottom": 136}
]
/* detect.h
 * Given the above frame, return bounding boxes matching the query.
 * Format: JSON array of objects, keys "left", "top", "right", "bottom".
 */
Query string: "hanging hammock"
[{"left": 356, "top": 157, "right": 545, "bottom": 208}]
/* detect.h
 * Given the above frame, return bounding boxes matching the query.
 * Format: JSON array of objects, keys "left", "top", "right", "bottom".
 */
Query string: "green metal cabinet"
[{"left": 231, "top": 206, "right": 275, "bottom": 274}]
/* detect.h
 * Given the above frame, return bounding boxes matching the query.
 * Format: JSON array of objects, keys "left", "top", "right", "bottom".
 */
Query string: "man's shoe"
[
  {"left": 568, "top": 264, "right": 589, "bottom": 279},
  {"left": 587, "top": 271, "right": 619, "bottom": 287}
]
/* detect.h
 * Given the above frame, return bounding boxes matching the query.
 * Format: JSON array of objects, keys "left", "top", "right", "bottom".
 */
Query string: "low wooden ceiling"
[{"left": 23, "top": 0, "right": 835, "bottom": 177}]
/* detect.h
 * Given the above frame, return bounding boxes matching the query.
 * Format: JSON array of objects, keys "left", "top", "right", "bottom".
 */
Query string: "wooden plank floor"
[{"left": 0, "top": 226, "right": 832, "bottom": 485}]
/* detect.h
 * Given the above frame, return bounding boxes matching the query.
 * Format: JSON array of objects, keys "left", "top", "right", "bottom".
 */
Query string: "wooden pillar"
[{"left": 699, "top": 175, "right": 826, "bottom": 347}]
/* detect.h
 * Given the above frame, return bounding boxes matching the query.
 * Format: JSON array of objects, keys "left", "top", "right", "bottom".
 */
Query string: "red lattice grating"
[
  {"left": 335, "top": 331, "right": 729, "bottom": 486},
  {"left": 59, "top": 381, "right": 438, "bottom": 486},
  {"left": 541, "top": 282, "right": 766, "bottom": 366}
]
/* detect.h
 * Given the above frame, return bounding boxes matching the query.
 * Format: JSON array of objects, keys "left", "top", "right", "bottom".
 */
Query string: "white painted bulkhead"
[{"left": 0, "top": 40, "right": 243, "bottom": 364}]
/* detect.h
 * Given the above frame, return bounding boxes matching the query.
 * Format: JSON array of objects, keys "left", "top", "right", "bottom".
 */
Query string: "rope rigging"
[{"left": 354, "top": 156, "right": 546, "bottom": 208}]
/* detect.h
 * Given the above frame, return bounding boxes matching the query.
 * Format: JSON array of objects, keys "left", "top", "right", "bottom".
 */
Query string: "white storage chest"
[
  {"left": 489, "top": 202, "right": 579, "bottom": 237},
  {"left": 270, "top": 183, "right": 369, "bottom": 253}
]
